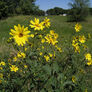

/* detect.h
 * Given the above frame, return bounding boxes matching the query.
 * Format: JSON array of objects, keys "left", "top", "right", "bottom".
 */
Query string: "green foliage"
[
  {"left": 46, "top": 7, "right": 66, "bottom": 15},
  {"left": 33, "top": 10, "right": 45, "bottom": 16},
  {"left": 0, "top": 1, "right": 8, "bottom": 19},
  {"left": 89, "top": 8, "right": 92, "bottom": 15},
  {"left": 67, "top": 0, "right": 90, "bottom": 22},
  {"left": 0, "top": 0, "right": 45, "bottom": 19}
]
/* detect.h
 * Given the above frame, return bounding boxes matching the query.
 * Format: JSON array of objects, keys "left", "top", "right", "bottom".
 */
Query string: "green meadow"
[
  {"left": 0, "top": 15, "right": 92, "bottom": 54},
  {"left": 0, "top": 15, "right": 92, "bottom": 91}
]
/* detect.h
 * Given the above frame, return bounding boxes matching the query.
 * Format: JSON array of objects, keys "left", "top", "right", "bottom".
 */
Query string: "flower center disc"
[{"left": 19, "top": 33, "right": 23, "bottom": 37}]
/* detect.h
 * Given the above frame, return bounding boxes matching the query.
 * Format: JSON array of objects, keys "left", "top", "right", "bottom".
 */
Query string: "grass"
[{"left": 0, "top": 15, "right": 92, "bottom": 91}]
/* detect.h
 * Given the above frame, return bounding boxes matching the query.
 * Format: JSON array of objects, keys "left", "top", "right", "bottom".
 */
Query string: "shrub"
[{"left": 67, "top": 0, "right": 90, "bottom": 22}]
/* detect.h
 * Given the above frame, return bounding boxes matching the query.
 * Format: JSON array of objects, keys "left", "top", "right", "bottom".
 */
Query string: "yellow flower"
[
  {"left": 50, "top": 30, "right": 55, "bottom": 35},
  {"left": 38, "top": 35, "right": 42, "bottom": 38},
  {"left": 0, "top": 73, "right": 3, "bottom": 78},
  {"left": 43, "top": 17, "right": 50, "bottom": 28},
  {"left": 24, "top": 65, "right": 28, "bottom": 68},
  {"left": 40, "top": 52, "right": 43, "bottom": 56},
  {"left": 41, "top": 39, "right": 45, "bottom": 43},
  {"left": 79, "top": 35, "right": 86, "bottom": 43},
  {"left": 30, "top": 34, "right": 34, "bottom": 38},
  {"left": 0, "top": 67, "right": 2, "bottom": 70},
  {"left": 0, "top": 61, "right": 6, "bottom": 66},
  {"left": 10, "top": 65, "right": 18, "bottom": 72},
  {"left": 44, "top": 55, "right": 50, "bottom": 62},
  {"left": 85, "top": 88, "right": 88, "bottom": 92},
  {"left": 72, "top": 76, "right": 76, "bottom": 83},
  {"left": 13, "top": 57, "right": 17, "bottom": 62},
  {"left": 75, "top": 23, "right": 82, "bottom": 32},
  {"left": 82, "top": 44, "right": 88, "bottom": 50},
  {"left": 49, "top": 53, "right": 53, "bottom": 57},
  {"left": 17, "top": 52, "right": 26, "bottom": 58},
  {"left": 54, "top": 33, "right": 58, "bottom": 39},
  {"left": 42, "top": 46, "right": 44, "bottom": 49},
  {"left": 24, "top": 47, "right": 27, "bottom": 51},
  {"left": 75, "top": 45, "right": 80, "bottom": 53},
  {"left": 85, "top": 53, "right": 91, "bottom": 61},
  {"left": 88, "top": 33, "right": 91, "bottom": 39},
  {"left": 30, "top": 18, "right": 44, "bottom": 30},
  {"left": 45, "top": 34, "right": 58, "bottom": 45},
  {"left": 10, "top": 24, "right": 30, "bottom": 46},
  {"left": 55, "top": 46, "right": 62, "bottom": 52},
  {"left": 87, "top": 59, "right": 92, "bottom": 66}
]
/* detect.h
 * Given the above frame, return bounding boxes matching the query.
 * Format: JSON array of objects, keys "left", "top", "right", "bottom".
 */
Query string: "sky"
[{"left": 35, "top": 0, "right": 92, "bottom": 11}]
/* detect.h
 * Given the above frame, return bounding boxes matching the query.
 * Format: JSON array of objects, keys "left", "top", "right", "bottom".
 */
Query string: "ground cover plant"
[{"left": 0, "top": 16, "right": 92, "bottom": 92}]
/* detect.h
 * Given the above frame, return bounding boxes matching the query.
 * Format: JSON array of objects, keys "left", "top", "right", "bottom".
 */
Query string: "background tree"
[
  {"left": 0, "top": 0, "right": 40, "bottom": 19},
  {"left": 46, "top": 7, "right": 66, "bottom": 15},
  {"left": 0, "top": 1, "right": 8, "bottom": 19},
  {"left": 89, "top": 8, "right": 92, "bottom": 15},
  {"left": 67, "top": 0, "right": 90, "bottom": 22}
]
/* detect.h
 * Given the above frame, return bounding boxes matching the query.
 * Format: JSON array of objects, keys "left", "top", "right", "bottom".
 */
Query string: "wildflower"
[
  {"left": 38, "top": 35, "right": 42, "bottom": 38},
  {"left": 85, "top": 88, "right": 88, "bottom": 92},
  {"left": 82, "top": 44, "right": 88, "bottom": 50},
  {"left": 42, "top": 46, "right": 44, "bottom": 49},
  {"left": 79, "top": 35, "right": 86, "bottom": 43},
  {"left": 75, "top": 23, "right": 82, "bottom": 32},
  {"left": 88, "top": 33, "right": 91, "bottom": 39},
  {"left": 10, "top": 24, "right": 30, "bottom": 46},
  {"left": 45, "top": 34, "right": 58, "bottom": 45},
  {"left": 0, "top": 73, "right": 3, "bottom": 78},
  {"left": 49, "top": 53, "right": 53, "bottom": 57},
  {"left": 50, "top": 30, "right": 55, "bottom": 35},
  {"left": 17, "top": 52, "right": 26, "bottom": 58},
  {"left": 0, "top": 67, "right": 2, "bottom": 70},
  {"left": 74, "top": 45, "right": 80, "bottom": 53},
  {"left": 41, "top": 39, "right": 45, "bottom": 43},
  {"left": 85, "top": 53, "right": 91, "bottom": 61},
  {"left": 30, "top": 18, "right": 44, "bottom": 30},
  {"left": 44, "top": 55, "right": 50, "bottom": 62},
  {"left": 40, "top": 52, "right": 43, "bottom": 56},
  {"left": 43, "top": 17, "right": 50, "bottom": 28},
  {"left": 24, "top": 47, "right": 27, "bottom": 51},
  {"left": 55, "top": 46, "right": 62, "bottom": 52},
  {"left": 10, "top": 65, "right": 18, "bottom": 72},
  {"left": 30, "top": 34, "right": 34, "bottom": 38},
  {"left": 13, "top": 57, "right": 17, "bottom": 62},
  {"left": 87, "top": 59, "right": 92, "bottom": 66},
  {"left": 24, "top": 65, "right": 28, "bottom": 68},
  {"left": 72, "top": 76, "right": 76, "bottom": 83},
  {"left": 54, "top": 33, "right": 58, "bottom": 39},
  {"left": 0, "top": 61, "right": 6, "bottom": 66}
]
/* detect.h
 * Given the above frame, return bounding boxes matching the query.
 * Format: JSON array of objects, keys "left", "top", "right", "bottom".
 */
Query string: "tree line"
[
  {"left": 46, "top": 0, "right": 91, "bottom": 22},
  {"left": 0, "top": 0, "right": 45, "bottom": 19},
  {"left": 0, "top": 0, "right": 92, "bottom": 22}
]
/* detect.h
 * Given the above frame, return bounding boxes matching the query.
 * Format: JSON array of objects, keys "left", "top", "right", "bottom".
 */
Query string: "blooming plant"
[{"left": 0, "top": 18, "right": 91, "bottom": 92}]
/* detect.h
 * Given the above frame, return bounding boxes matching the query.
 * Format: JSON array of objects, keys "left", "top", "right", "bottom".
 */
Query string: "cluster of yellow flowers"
[
  {"left": 9, "top": 17, "right": 51, "bottom": 47},
  {"left": 75, "top": 23, "right": 82, "bottom": 32},
  {"left": 13, "top": 52, "right": 26, "bottom": 61},
  {"left": 72, "top": 35, "right": 86, "bottom": 53},
  {"left": 73, "top": 23, "right": 92, "bottom": 66},
  {"left": 72, "top": 23, "right": 86, "bottom": 53},
  {"left": 85, "top": 53, "right": 92, "bottom": 65},
  {"left": 10, "top": 65, "right": 19, "bottom": 72},
  {"left": 0, "top": 61, "right": 6, "bottom": 83},
  {"left": 30, "top": 17, "right": 50, "bottom": 30},
  {"left": 44, "top": 30, "right": 58, "bottom": 45}
]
